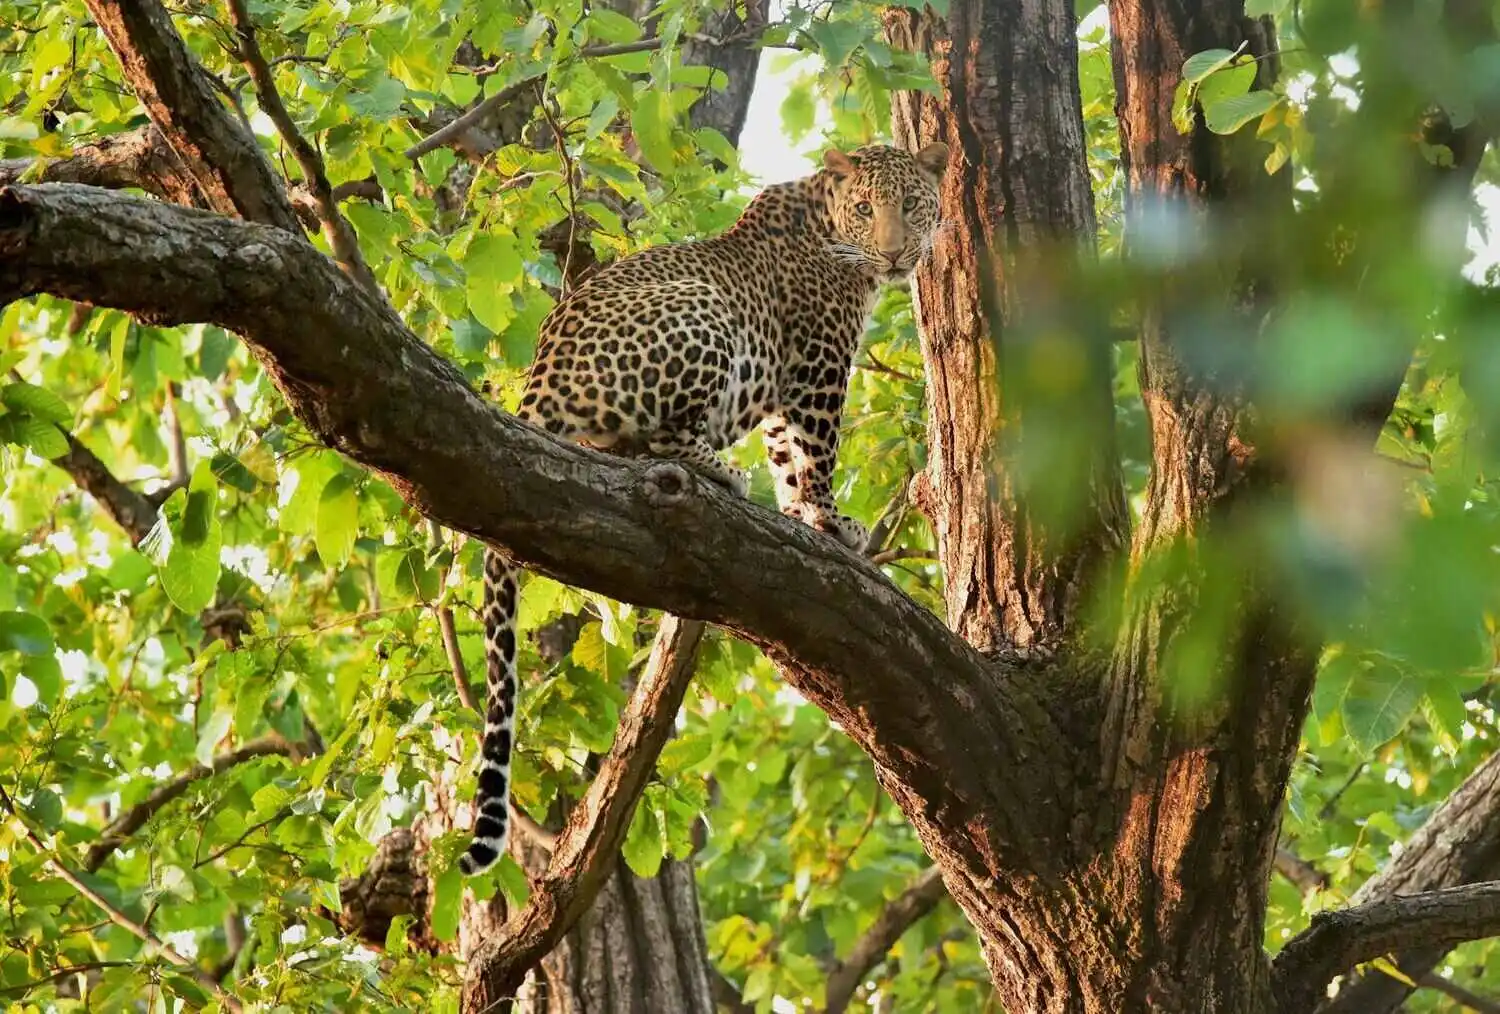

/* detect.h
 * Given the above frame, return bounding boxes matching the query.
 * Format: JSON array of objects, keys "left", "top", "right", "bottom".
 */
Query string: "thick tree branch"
[
  {"left": 82, "top": 0, "right": 302, "bottom": 232},
  {"left": 84, "top": 735, "right": 294, "bottom": 872},
  {"left": 0, "top": 184, "right": 1047, "bottom": 866},
  {"left": 1316, "top": 747, "right": 1500, "bottom": 1013},
  {"left": 462, "top": 616, "right": 705, "bottom": 1007},
  {"left": 0, "top": 785, "right": 243, "bottom": 1013},
  {"left": 224, "top": 0, "right": 376, "bottom": 289},
  {"left": 1273, "top": 882, "right": 1500, "bottom": 1013},
  {"left": 0, "top": 125, "right": 198, "bottom": 205},
  {"left": 824, "top": 865, "right": 948, "bottom": 1014}
]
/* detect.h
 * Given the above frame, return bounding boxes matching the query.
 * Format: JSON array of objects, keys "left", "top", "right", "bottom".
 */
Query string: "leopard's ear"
[
  {"left": 914, "top": 141, "right": 950, "bottom": 179},
  {"left": 823, "top": 149, "right": 857, "bottom": 177}
]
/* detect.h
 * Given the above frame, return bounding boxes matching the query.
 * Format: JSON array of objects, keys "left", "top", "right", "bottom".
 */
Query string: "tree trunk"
[
  {"left": 516, "top": 860, "right": 716, "bottom": 1013},
  {"left": 882, "top": 0, "right": 1301, "bottom": 1008}
]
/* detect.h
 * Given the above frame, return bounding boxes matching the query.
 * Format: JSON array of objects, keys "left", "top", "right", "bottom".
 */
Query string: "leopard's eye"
[
  {"left": 855, "top": 201, "right": 873, "bottom": 217},
  {"left": 903, "top": 195, "right": 919, "bottom": 212}
]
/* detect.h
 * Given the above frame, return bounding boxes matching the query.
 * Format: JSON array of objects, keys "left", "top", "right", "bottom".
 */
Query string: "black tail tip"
[{"left": 458, "top": 840, "right": 500, "bottom": 876}]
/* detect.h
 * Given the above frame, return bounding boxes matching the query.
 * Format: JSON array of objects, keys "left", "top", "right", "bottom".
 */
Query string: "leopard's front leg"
[{"left": 766, "top": 371, "right": 866, "bottom": 551}]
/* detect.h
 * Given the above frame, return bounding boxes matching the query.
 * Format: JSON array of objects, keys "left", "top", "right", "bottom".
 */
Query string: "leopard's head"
[{"left": 824, "top": 142, "right": 949, "bottom": 283}]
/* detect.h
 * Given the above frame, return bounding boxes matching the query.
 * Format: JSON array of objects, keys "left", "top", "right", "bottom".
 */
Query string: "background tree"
[{"left": 4, "top": 0, "right": 1500, "bottom": 1013}]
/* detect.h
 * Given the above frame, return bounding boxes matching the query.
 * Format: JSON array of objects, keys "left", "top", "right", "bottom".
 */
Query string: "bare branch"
[
  {"left": 0, "top": 126, "right": 199, "bottom": 205},
  {"left": 82, "top": 0, "right": 302, "bottom": 232},
  {"left": 0, "top": 961, "right": 135, "bottom": 997},
  {"left": 225, "top": 0, "right": 376, "bottom": 290},
  {"left": 0, "top": 185, "right": 1036, "bottom": 867},
  {"left": 84, "top": 735, "right": 295, "bottom": 872},
  {"left": 1418, "top": 972, "right": 1500, "bottom": 1014},
  {"left": 1273, "top": 882, "right": 1500, "bottom": 1013},
  {"left": 1316, "top": 747, "right": 1500, "bottom": 1013},
  {"left": 825, "top": 866, "right": 948, "bottom": 1014},
  {"left": 54, "top": 432, "right": 160, "bottom": 544},
  {"left": 1274, "top": 846, "right": 1330, "bottom": 897},
  {"left": 463, "top": 617, "right": 705, "bottom": 1006},
  {"left": 0, "top": 785, "right": 244, "bottom": 1013}
]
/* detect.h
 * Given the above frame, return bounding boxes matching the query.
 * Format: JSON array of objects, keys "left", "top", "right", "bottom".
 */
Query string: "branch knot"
[{"left": 641, "top": 461, "right": 693, "bottom": 507}]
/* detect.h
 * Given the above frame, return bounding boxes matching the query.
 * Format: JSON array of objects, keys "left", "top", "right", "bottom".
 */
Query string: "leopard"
[{"left": 458, "top": 141, "right": 950, "bottom": 875}]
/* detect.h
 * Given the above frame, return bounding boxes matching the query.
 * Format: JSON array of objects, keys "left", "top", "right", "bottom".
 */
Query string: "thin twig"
[
  {"left": 0, "top": 961, "right": 135, "bottom": 997},
  {"left": 404, "top": 31, "right": 783, "bottom": 161},
  {"left": 1417, "top": 972, "right": 1500, "bottom": 1014},
  {"left": 85, "top": 735, "right": 294, "bottom": 871},
  {"left": 859, "top": 349, "right": 920, "bottom": 384},
  {"left": 0, "top": 785, "right": 243, "bottom": 1013},
  {"left": 869, "top": 547, "right": 936, "bottom": 566},
  {"left": 225, "top": 0, "right": 377, "bottom": 291}
]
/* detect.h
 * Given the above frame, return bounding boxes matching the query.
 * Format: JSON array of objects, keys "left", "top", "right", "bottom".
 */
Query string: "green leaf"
[
  {"left": 431, "top": 865, "right": 463, "bottom": 942},
  {"left": 196, "top": 705, "right": 233, "bottom": 766},
  {"left": 806, "top": 20, "right": 867, "bottom": 67},
  {"left": 621, "top": 801, "right": 664, "bottom": 878},
  {"left": 316, "top": 474, "right": 359, "bottom": 569},
  {"left": 467, "top": 235, "right": 524, "bottom": 334},
  {"left": 24, "top": 654, "right": 61, "bottom": 706},
  {"left": 1196, "top": 62, "right": 1256, "bottom": 109},
  {"left": 0, "top": 382, "right": 72, "bottom": 425},
  {"left": 162, "top": 517, "right": 221, "bottom": 614},
  {"left": 1203, "top": 90, "right": 1281, "bottom": 135},
  {"left": 1182, "top": 48, "right": 1240, "bottom": 84},
  {"left": 632, "top": 89, "right": 677, "bottom": 173},
  {"left": 781, "top": 86, "right": 817, "bottom": 140},
  {"left": 1341, "top": 659, "right": 1423, "bottom": 753},
  {"left": 14, "top": 416, "right": 69, "bottom": 460},
  {"left": 0, "top": 611, "right": 53, "bottom": 656}
]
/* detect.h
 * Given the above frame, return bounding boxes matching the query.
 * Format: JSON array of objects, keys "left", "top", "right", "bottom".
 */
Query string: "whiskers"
[{"left": 826, "top": 242, "right": 874, "bottom": 266}]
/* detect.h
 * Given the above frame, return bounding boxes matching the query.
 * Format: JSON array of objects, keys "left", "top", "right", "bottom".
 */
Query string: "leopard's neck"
[{"left": 726, "top": 171, "right": 840, "bottom": 250}]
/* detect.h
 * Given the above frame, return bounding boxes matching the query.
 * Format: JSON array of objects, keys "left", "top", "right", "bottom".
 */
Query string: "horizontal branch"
[
  {"left": 1274, "top": 846, "right": 1330, "bottom": 897},
  {"left": 463, "top": 616, "right": 704, "bottom": 1007},
  {"left": 0, "top": 183, "right": 1049, "bottom": 858},
  {"left": 1318, "top": 747, "right": 1500, "bottom": 1013},
  {"left": 0, "top": 126, "right": 199, "bottom": 206},
  {"left": 85, "top": 735, "right": 294, "bottom": 872},
  {"left": 825, "top": 865, "right": 948, "bottom": 1014},
  {"left": 1273, "top": 882, "right": 1500, "bottom": 1013}
]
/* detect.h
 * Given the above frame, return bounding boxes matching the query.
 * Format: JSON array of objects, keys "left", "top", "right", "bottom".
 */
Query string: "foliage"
[{"left": 5, "top": 0, "right": 1500, "bottom": 1009}]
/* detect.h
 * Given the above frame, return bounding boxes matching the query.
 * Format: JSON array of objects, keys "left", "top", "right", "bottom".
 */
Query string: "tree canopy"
[{"left": 3, "top": 0, "right": 1500, "bottom": 1011}]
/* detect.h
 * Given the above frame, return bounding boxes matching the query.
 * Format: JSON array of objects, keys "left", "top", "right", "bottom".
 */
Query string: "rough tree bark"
[{"left": 8, "top": 0, "right": 1500, "bottom": 1010}]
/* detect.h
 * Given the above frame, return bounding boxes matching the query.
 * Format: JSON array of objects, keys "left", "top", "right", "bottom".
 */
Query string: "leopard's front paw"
[{"left": 783, "top": 502, "right": 867, "bottom": 550}]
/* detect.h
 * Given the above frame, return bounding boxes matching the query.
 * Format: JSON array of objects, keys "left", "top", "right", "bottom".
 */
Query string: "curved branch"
[
  {"left": 462, "top": 616, "right": 704, "bottom": 1008},
  {"left": 0, "top": 184, "right": 1046, "bottom": 859},
  {"left": 0, "top": 785, "right": 244, "bottom": 1013},
  {"left": 85, "top": 735, "right": 295, "bottom": 872},
  {"left": 825, "top": 865, "right": 948, "bottom": 1014},
  {"left": 1272, "top": 882, "right": 1500, "bottom": 1014}
]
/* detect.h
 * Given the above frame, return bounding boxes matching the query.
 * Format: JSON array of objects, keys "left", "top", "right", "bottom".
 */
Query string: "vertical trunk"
[
  {"left": 884, "top": 0, "right": 1298, "bottom": 1009},
  {"left": 517, "top": 860, "right": 715, "bottom": 1013},
  {"left": 885, "top": 0, "right": 1127, "bottom": 658}
]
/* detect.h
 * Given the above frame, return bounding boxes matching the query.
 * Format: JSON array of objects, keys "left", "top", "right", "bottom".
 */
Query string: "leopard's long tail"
[{"left": 458, "top": 547, "right": 521, "bottom": 875}]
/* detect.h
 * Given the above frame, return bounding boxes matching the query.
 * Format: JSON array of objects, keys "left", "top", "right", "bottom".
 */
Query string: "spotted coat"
[{"left": 459, "top": 142, "right": 950, "bottom": 875}]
